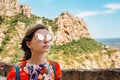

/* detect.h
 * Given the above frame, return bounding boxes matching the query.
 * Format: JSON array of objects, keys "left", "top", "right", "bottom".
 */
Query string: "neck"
[{"left": 27, "top": 52, "right": 47, "bottom": 65}]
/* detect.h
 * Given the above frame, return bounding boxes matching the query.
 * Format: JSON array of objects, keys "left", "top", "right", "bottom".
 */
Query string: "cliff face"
[
  {"left": 0, "top": 0, "right": 91, "bottom": 45},
  {"left": 0, "top": 0, "right": 21, "bottom": 16},
  {"left": 0, "top": 22, "right": 27, "bottom": 58},
  {"left": 54, "top": 11, "right": 91, "bottom": 45},
  {"left": 0, "top": 0, "right": 32, "bottom": 18}
]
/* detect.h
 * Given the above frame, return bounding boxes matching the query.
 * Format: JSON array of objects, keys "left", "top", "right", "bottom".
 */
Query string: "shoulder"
[
  {"left": 53, "top": 61, "right": 62, "bottom": 79},
  {"left": 7, "top": 66, "right": 16, "bottom": 80},
  {"left": 52, "top": 61, "right": 61, "bottom": 71},
  {"left": 47, "top": 59, "right": 60, "bottom": 69},
  {"left": 7, "top": 61, "right": 27, "bottom": 80},
  {"left": 48, "top": 59, "right": 62, "bottom": 79},
  {"left": 52, "top": 61, "right": 60, "bottom": 67}
]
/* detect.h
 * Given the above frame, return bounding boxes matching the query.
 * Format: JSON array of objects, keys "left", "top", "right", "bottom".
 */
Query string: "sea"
[{"left": 95, "top": 38, "right": 120, "bottom": 50}]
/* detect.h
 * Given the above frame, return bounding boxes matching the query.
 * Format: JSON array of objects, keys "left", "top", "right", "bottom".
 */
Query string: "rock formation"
[
  {"left": 0, "top": 0, "right": 32, "bottom": 18},
  {"left": 22, "top": 4, "right": 32, "bottom": 18},
  {"left": 54, "top": 11, "right": 91, "bottom": 45},
  {"left": 0, "top": 24, "right": 9, "bottom": 46}
]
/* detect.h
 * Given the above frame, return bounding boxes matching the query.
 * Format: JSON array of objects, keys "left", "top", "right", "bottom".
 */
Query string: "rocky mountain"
[
  {"left": 35, "top": 11, "right": 91, "bottom": 45},
  {"left": 0, "top": 0, "right": 91, "bottom": 45},
  {"left": 55, "top": 11, "right": 91, "bottom": 45},
  {"left": 0, "top": 0, "right": 120, "bottom": 70},
  {"left": 0, "top": 0, "right": 91, "bottom": 61},
  {"left": 0, "top": 0, "right": 32, "bottom": 18}
]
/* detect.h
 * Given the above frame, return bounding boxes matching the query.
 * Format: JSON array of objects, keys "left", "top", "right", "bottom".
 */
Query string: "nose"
[{"left": 43, "top": 37, "right": 48, "bottom": 43}]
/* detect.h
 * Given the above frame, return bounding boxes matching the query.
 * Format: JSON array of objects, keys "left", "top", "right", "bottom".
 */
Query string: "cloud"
[
  {"left": 76, "top": 3, "right": 120, "bottom": 17},
  {"left": 102, "top": 3, "right": 120, "bottom": 14},
  {"left": 101, "top": 9, "right": 114, "bottom": 14},
  {"left": 76, "top": 11, "right": 100, "bottom": 17},
  {"left": 104, "top": 3, "right": 120, "bottom": 10}
]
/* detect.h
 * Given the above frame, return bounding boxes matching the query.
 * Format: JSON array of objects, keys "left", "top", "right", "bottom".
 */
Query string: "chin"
[{"left": 43, "top": 49, "right": 50, "bottom": 53}]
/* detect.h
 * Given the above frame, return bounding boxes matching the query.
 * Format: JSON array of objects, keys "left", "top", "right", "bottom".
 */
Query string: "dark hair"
[{"left": 21, "top": 24, "right": 48, "bottom": 61}]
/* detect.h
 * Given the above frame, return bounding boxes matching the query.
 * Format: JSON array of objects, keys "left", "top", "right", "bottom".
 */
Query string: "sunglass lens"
[
  {"left": 37, "top": 34, "right": 44, "bottom": 41},
  {"left": 47, "top": 34, "right": 53, "bottom": 41}
]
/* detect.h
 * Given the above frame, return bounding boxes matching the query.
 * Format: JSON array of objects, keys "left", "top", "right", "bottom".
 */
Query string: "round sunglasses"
[{"left": 36, "top": 33, "right": 53, "bottom": 42}]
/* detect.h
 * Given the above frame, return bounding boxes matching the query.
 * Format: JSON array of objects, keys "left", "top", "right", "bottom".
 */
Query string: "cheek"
[{"left": 30, "top": 41, "right": 42, "bottom": 49}]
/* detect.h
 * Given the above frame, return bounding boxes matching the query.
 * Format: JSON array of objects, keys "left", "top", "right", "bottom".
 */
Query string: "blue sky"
[{"left": 18, "top": 0, "right": 120, "bottom": 39}]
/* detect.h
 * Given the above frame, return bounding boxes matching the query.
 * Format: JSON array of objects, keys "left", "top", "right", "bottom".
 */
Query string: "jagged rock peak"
[
  {"left": 59, "top": 11, "right": 73, "bottom": 17},
  {"left": 0, "top": 0, "right": 32, "bottom": 18},
  {"left": 54, "top": 11, "right": 91, "bottom": 45}
]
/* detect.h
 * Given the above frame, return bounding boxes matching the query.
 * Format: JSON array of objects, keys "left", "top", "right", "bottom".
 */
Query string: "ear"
[{"left": 26, "top": 41, "right": 31, "bottom": 49}]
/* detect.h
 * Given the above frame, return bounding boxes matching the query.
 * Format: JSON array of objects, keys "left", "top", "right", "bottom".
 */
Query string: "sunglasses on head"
[{"left": 37, "top": 33, "right": 53, "bottom": 42}]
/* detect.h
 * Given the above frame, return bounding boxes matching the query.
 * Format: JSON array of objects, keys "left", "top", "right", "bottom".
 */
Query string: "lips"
[{"left": 43, "top": 45, "right": 50, "bottom": 49}]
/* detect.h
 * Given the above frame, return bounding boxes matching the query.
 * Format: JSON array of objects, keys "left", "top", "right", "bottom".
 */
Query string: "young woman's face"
[{"left": 27, "top": 29, "right": 53, "bottom": 54}]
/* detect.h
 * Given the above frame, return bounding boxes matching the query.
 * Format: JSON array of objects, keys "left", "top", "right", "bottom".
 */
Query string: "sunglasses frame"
[{"left": 36, "top": 33, "right": 53, "bottom": 42}]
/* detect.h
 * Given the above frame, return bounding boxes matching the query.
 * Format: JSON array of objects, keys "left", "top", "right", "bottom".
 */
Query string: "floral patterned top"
[{"left": 7, "top": 60, "right": 61, "bottom": 80}]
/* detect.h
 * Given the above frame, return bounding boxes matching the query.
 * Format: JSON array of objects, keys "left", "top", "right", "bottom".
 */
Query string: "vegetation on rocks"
[
  {"left": 50, "top": 38, "right": 103, "bottom": 55},
  {"left": 0, "top": 12, "right": 119, "bottom": 69},
  {"left": 41, "top": 17, "right": 58, "bottom": 33}
]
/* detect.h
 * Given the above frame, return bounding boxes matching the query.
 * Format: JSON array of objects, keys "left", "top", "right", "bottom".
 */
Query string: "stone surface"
[
  {"left": 0, "top": 63, "right": 120, "bottom": 80},
  {"left": 0, "top": 0, "right": 32, "bottom": 18},
  {"left": 22, "top": 4, "right": 32, "bottom": 18},
  {"left": 0, "top": 62, "right": 14, "bottom": 77},
  {"left": 62, "top": 68, "right": 120, "bottom": 80},
  {"left": 55, "top": 11, "right": 91, "bottom": 45}
]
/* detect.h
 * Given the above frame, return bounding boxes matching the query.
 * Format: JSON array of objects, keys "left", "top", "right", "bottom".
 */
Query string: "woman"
[{"left": 7, "top": 24, "right": 61, "bottom": 80}]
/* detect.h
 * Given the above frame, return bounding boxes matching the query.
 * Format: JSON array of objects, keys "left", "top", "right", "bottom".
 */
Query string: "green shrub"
[
  {"left": 49, "top": 37, "right": 103, "bottom": 55},
  {"left": 2, "top": 35, "right": 10, "bottom": 45},
  {"left": 0, "top": 35, "right": 10, "bottom": 53},
  {"left": 41, "top": 17, "right": 58, "bottom": 33},
  {"left": 0, "top": 16, "right": 4, "bottom": 24},
  {"left": 0, "top": 14, "right": 39, "bottom": 53},
  {"left": 9, "top": 14, "right": 37, "bottom": 27}
]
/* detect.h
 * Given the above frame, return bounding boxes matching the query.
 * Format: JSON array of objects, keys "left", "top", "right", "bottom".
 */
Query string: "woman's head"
[{"left": 21, "top": 24, "right": 53, "bottom": 60}]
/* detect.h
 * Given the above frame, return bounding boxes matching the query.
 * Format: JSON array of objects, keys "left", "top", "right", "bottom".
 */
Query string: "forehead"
[{"left": 34, "top": 29, "right": 49, "bottom": 35}]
